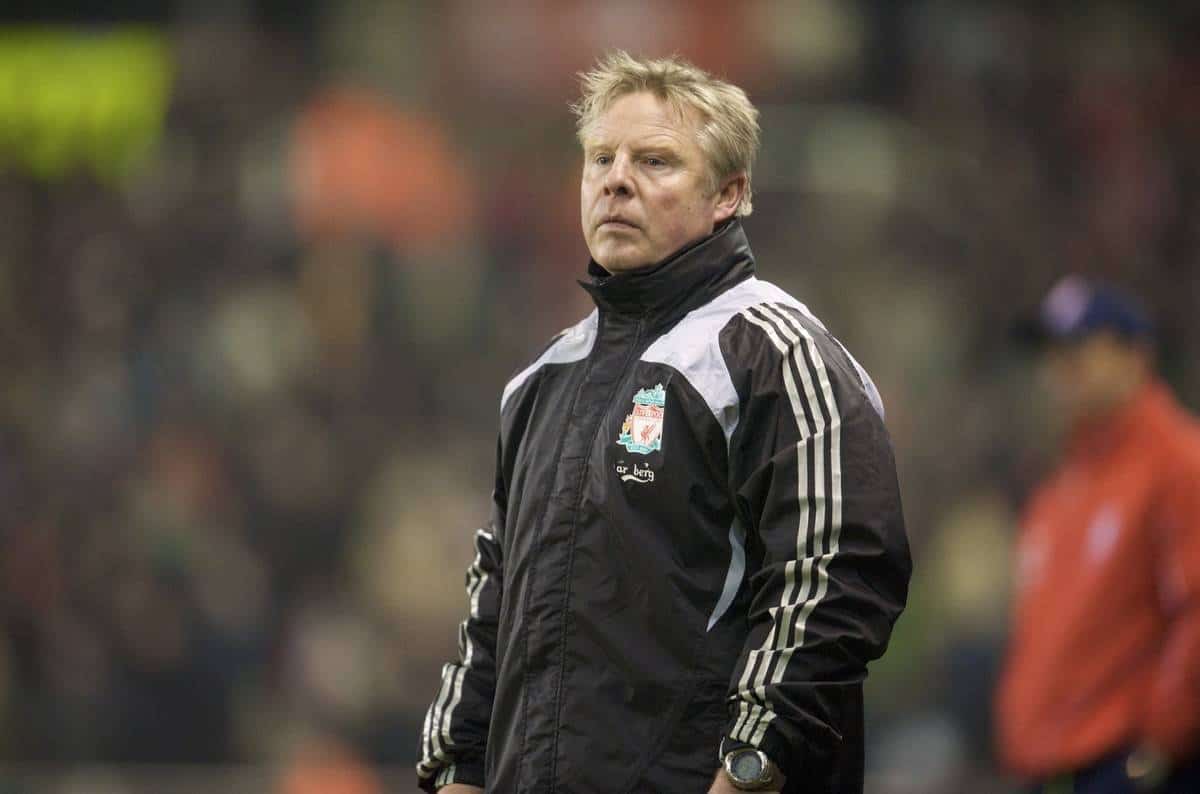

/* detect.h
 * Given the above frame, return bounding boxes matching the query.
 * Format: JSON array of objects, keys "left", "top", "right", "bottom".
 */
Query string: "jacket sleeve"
[
  {"left": 416, "top": 439, "right": 506, "bottom": 792},
  {"left": 720, "top": 303, "right": 911, "bottom": 783},
  {"left": 1142, "top": 447, "right": 1200, "bottom": 760}
]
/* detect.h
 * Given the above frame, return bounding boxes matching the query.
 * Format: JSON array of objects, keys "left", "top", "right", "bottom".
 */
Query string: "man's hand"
[
  {"left": 438, "top": 786, "right": 483, "bottom": 794},
  {"left": 707, "top": 764, "right": 785, "bottom": 794}
]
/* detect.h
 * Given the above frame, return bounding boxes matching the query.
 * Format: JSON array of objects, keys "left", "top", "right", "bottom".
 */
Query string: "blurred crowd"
[{"left": 1, "top": 2, "right": 1198, "bottom": 791}]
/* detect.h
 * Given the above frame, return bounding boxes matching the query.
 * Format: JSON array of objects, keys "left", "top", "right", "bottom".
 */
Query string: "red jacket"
[{"left": 996, "top": 380, "right": 1200, "bottom": 777}]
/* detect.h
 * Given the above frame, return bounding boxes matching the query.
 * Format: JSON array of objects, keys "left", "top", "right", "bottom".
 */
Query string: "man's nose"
[{"left": 603, "top": 154, "right": 633, "bottom": 196}]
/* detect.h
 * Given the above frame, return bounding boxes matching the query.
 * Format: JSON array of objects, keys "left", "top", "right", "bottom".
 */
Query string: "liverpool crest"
[{"left": 617, "top": 384, "right": 666, "bottom": 455}]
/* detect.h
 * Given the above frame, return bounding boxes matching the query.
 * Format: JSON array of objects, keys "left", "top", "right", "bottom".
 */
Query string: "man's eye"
[
  {"left": 594, "top": 155, "right": 611, "bottom": 165},
  {"left": 645, "top": 157, "right": 665, "bottom": 167}
]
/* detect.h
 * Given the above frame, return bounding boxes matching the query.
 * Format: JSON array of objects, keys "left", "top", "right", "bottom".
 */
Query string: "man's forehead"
[
  {"left": 582, "top": 95, "right": 698, "bottom": 147},
  {"left": 582, "top": 124, "right": 689, "bottom": 149}
]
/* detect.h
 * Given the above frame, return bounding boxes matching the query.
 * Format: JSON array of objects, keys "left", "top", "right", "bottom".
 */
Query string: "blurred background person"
[
  {"left": 0, "top": 1, "right": 1198, "bottom": 792},
  {"left": 995, "top": 277, "right": 1200, "bottom": 793}
]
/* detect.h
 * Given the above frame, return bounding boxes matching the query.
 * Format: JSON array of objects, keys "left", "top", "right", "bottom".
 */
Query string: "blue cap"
[{"left": 1025, "top": 275, "right": 1153, "bottom": 346}]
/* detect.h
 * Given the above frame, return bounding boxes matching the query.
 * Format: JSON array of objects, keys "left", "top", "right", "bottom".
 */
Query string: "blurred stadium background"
[{"left": 1, "top": 1, "right": 1198, "bottom": 792}]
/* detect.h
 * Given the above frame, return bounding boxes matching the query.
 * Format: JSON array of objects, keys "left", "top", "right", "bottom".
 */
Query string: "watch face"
[{"left": 730, "top": 750, "right": 765, "bottom": 782}]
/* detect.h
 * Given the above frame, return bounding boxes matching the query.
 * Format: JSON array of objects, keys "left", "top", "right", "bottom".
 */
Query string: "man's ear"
[{"left": 712, "top": 173, "right": 747, "bottom": 224}]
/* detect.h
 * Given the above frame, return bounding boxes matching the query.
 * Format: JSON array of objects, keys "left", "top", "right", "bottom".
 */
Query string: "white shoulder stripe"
[
  {"left": 746, "top": 285, "right": 884, "bottom": 419},
  {"left": 641, "top": 277, "right": 826, "bottom": 444},
  {"left": 500, "top": 310, "right": 598, "bottom": 413},
  {"left": 766, "top": 294, "right": 884, "bottom": 420}
]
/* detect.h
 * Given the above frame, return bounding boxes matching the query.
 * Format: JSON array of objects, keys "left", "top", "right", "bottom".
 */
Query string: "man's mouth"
[{"left": 599, "top": 217, "right": 639, "bottom": 230}]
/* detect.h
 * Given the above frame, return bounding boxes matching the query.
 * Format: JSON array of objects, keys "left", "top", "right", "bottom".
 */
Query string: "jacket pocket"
[{"left": 626, "top": 679, "right": 728, "bottom": 793}]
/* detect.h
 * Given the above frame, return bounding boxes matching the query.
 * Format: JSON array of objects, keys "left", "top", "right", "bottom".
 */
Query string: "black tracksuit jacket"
[{"left": 417, "top": 220, "right": 911, "bottom": 793}]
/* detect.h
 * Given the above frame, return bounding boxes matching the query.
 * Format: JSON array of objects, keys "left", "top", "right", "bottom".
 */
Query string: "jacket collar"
[{"left": 579, "top": 219, "right": 755, "bottom": 324}]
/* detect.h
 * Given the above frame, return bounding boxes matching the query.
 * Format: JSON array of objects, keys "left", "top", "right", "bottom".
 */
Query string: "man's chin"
[
  {"left": 594, "top": 246, "right": 655, "bottom": 274},
  {"left": 597, "top": 257, "right": 656, "bottom": 274}
]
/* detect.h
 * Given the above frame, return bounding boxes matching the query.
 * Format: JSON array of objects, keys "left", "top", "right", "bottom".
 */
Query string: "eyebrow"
[{"left": 582, "top": 136, "right": 685, "bottom": 155}]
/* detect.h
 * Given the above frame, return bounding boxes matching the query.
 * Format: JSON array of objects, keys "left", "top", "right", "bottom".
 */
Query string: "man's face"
[
  {"left": 1042, "top": 332, "right": 1147, "bottom": 424},
  {"left": 579, "top": 91, "right": 738, "bottom": 273}
]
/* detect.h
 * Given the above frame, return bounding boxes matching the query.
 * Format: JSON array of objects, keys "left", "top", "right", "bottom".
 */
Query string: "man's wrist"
[{"left": 720, "top": 767, "right": 787, "bottom": 791}]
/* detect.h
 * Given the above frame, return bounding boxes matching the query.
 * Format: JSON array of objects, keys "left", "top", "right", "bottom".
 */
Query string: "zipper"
[
  {"left": 547, "top": 314, "right": 645, "bottom": 792},
  {"left": 513, "top": 310, "right": 613, "bottom": 790}
]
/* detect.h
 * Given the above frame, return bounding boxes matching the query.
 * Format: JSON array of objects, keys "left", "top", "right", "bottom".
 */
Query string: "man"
[
  {"left": 417, "top": 52, "right": 911, "bottom": 794},
  {"left": 996, "top": 276, "right": 1200, "bottom": 793}
]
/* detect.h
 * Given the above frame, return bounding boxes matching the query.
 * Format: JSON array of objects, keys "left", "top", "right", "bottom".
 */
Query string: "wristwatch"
[{"left": 723, "top": 747, "right": 775, "bottom": 790}]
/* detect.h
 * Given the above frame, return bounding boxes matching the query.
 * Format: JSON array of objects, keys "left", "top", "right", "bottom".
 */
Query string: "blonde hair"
[{"left": 571, "top": 51, "right": 761, "bottom": 216}]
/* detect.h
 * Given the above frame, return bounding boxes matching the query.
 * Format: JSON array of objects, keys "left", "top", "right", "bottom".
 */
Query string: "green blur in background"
[{"left": 0, "top": 29, "right": 172, "bottom": 180}]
